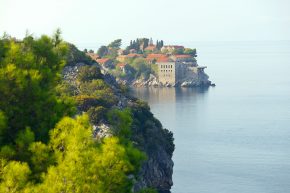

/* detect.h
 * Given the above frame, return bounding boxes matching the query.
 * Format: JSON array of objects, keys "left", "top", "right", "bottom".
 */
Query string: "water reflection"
[
  {"left": 131, "top": 87, "right": 209, "bottom": 105},
  {"left": 129, "top": 41, "right": 290, "bottom": 193}
]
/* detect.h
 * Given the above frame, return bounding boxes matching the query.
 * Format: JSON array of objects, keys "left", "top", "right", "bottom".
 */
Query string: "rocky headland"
[{"left": 63, "top": 54, "right": 174, "bottom": 193}]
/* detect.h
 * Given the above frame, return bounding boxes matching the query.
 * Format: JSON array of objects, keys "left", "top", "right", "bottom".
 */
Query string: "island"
[{"left": 85, "top": 38, "right": 214, "bottom": 87}]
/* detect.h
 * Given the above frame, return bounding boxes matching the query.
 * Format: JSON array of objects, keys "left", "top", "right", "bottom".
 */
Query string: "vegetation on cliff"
[{"left": 0, "top": 31, "right": 172, "bottom": 193}]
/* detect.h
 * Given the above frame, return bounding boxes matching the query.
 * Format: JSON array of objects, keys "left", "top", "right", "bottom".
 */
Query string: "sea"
[{"left": 132, "top": 41, "right": 290, "bottom": 193}]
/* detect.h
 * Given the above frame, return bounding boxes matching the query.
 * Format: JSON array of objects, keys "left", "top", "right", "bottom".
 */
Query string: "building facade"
[
  {"left": 157, "top": 55, "right": 206, "bottom": 85},
  {"left": 157, "top": 61, "right": 176, "bottom": 85}
]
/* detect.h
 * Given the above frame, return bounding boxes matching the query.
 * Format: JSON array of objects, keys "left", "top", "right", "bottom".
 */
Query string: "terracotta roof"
[
  {"left": 96, "top": 58, "right": 110, "bottom": 64},
  {"left": 117, "top": 63, "right": 126, "bottom": 68},
  {"left": 156, "top": 56, "right": 171, "bottom": 63},
  {"left": 146, "top": 54, "right": 166, "bottom": 59},
  {"left": 127, "top": 53, "right": 143, "bottom": 58}
]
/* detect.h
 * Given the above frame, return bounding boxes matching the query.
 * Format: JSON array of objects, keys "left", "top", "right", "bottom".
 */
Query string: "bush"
[
  {"left": 77, "top": 65, "right": 103, "bottom": 82},
  {"left": 87, "top": 106, "right": 107, "bottom": 124}
]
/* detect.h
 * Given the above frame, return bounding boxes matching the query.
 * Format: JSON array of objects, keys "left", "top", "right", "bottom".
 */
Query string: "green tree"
[
  {"left": 0, "top": 32, "right": 148, "bottom": 193},
  {"left": 0, "top": 160, "right": 31, "bottom": 193},
  {"left": 34, "top": 115, "right": 145, "bottom": 193},
  {"left": 52, "top": 28, "right": 62, "bottom": 47},
  {"left": 108, "top": 39, "right": 122, "bottom": 49},
  {"left": 0, "top": 111, "right": 7, "bottom": 143},
  {"left": 77, "top": 65, "right": 103, "bottom": 82},
  {"left": 97, "top": 45, "right": 109, "bottom": 57},
  {"left": 172, "top": 48, "right": 184, "bottom": 54},
  {"left": 107, "top": 108, "right": 133, "bottom": 137},
  {"left": 28, "top": 141, "right": 55, "bottom": 180},
  {"left": 0, "top": 35, "right": 74, "bottom": 146},
  {"left": 131, "top": 58, "right": 151, "bottom": 79},
  {"left": 78, "top": 79, "right": 117, "bottom": 107},
  {"left": 184, "top": 48, "right": 196, "bottom": 56},
  {"left": 160, "top": 40, "right": 164, "bottom": 48}
]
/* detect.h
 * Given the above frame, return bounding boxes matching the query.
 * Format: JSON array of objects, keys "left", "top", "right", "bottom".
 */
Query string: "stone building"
[
  {"left": 96, "top": 58, "right": 114, "bottom": 69},
  {"left": 157, "top": 57, "right": 176, "bottom": 85},
  {"left": 157, "top": 54, "right": 208, "bottom": 86}
]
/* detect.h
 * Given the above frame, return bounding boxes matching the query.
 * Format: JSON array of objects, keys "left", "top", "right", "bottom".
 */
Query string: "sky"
[{"left": 0, "top": 0, "right": 290, "bottom": 50}]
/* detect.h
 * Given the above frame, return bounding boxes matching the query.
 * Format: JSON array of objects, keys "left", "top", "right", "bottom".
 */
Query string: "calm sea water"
[{"left": 132, "top": 41, "right": 290, "bottom": 193}]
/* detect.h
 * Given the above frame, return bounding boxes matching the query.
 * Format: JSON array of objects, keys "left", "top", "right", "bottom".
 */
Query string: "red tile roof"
[
  {"left": 146, "top": 54, "right": 166, "bottom": 59},
  {"left": 156, "top": 56, "right": 171, "bottom": 63},
  {"left": 117, "top": 63, "right": 126, "bottom": 68},
  {"left": 96, "top": 58, "right": 110, "bottom": 64},
  {"left": 127, "top": 53, "right": 143, "bottom": 57}
]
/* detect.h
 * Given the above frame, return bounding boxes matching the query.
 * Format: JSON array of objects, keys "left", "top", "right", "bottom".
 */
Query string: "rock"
[
  {"left": 93, "top": 124, "right": 113, "bottom": 139},
  {"left": 62, "top": 63, "right": 174, "bottom": 193},
  {"left": 116, "top": 67, "right": 213, "bottom": 88},
  {"left": 133, "top": 147, "right": 173, "bottom": 193}
]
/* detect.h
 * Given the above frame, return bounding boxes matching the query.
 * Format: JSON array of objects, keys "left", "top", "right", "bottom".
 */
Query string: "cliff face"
[
  {"left": 129, "top": 99, "right": 174, "bottom": 192},
  {"left": 62, "top": 59, "right": 174, "bottom": 192}
]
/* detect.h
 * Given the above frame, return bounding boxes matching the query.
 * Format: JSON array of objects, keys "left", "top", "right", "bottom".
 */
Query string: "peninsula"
[{"left": 85, "top": 38, "right": 214, "bottom": 87}]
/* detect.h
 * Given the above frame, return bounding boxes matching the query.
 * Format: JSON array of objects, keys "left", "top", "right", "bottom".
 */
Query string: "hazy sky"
[{"left": 1, "top": 0, "right": 290, "bottom": 49}]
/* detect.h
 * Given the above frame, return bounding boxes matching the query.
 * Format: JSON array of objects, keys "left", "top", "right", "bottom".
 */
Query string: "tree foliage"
[
  {"left": 77, "top": 65, "right": 103, "bottom": 82},
  {"left": 108, "top": 39, "right": 122, "bottom": 49},
  {"left": 0, "top": 33, "right": 74, "bottom": 145},
  {"left": 97, "top": 46, "right": 109, "bottom": 57},
  {"left": 130, "top": 58, "right": 152, "bottom": 79},
  {"left": 184, "top": 48, "right": 196, "bottom": 56},
  {"left": 0, "top": 32, "right": 148, "bottom": 193},
  {"left": 172, "top": 48, "right": 184, "bottom": 55}
]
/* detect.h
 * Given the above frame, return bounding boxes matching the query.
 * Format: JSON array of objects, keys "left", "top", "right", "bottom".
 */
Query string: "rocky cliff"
[{"left": 62, "top": 60, "right": 174, "bottom": 193}]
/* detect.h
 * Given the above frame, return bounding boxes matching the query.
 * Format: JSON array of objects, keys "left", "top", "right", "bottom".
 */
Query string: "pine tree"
[{"left": 160, "top": 40, "right": 164, "bottom": 48}]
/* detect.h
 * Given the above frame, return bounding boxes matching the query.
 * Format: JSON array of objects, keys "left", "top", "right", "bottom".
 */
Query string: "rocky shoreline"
[{"left": 116, "top": 73, "right": 215, "bottom": 88}]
